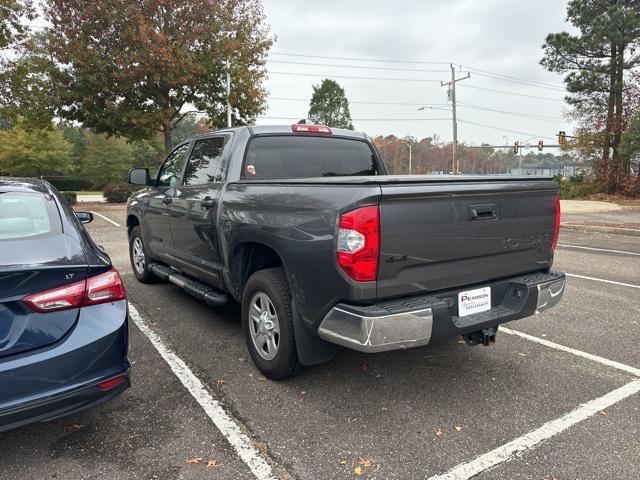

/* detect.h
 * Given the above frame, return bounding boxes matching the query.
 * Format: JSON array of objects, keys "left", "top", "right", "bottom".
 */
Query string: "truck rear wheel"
[
  {"left": 242, "top": 267, "right": 302, "bottom": 380},
  {"left": 129, "top": 226, "right": 156, "bottom": 284}
]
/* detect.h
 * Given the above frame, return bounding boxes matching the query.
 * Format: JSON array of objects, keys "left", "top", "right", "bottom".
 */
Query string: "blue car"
[{"left": 0, "top": 178, "right": 130, "bottom": 431}]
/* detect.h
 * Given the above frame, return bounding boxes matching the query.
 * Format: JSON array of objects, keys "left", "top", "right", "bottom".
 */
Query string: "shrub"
[
  {"left": 60, "top": 191, "right": 77, "bottom": 205},
  {"left": 103, "top": 183, "right": 138, "bottom": 203},
  {"left": 45, "top": 176, "right": 88, "bottom": 191},
  {"left": 555, "top": 174, "right": 605, "bottom": 199}
]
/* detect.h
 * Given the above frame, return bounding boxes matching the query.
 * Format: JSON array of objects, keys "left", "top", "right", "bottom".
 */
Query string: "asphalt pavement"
[{"left": 1, "top": 205, "right": 638, "bottom": 480}]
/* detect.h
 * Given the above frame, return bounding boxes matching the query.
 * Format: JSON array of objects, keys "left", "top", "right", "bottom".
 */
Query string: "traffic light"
[
  {"left": 513, "top": 141, "right": 519, "bottom": 154},
  {"left": 558, "top": 131, "right": 567, "bottom": 147},
  {"left": 538, "top": 140, "right": 543, "bottom": 151}
]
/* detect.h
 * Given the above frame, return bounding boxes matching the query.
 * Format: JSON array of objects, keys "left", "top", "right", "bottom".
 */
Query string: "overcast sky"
[{"left": 259, "top": 0, "right": 574, "bottom": 150}]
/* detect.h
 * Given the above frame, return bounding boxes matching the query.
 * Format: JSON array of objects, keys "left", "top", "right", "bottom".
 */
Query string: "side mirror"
[
  {"left": 129, "top": 167, "right": 151, "bottom": 186},
  {"left": 75, "top": 211, "right": 93, "bottom": 224}
]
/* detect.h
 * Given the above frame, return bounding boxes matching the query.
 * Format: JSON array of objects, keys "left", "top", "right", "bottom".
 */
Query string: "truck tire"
[
  {"left": 129, "top": 226, "right": 157, "bottom": 284},
  {"left": 242, "top": 267, "right": 302, "bottom": 380}
]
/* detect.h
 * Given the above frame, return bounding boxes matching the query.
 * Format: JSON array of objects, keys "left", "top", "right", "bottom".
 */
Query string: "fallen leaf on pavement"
[
  {"left": 63, "top": 423, "right": 83, "bottom": 431},
  {"left": 454, "top": 425, "right": 463, "bottom": 432},
  {"left": 435, "top": 428, "right": 444, "bottom": 437},
  {"left": 186, "top": 457, "right": 203, "bottom": 464},
  {"left": 358, "top": 458, "right": 371, "bottom": 468},
  {"left": 247, "top": 372, "right": 254, "bottom": 379},
  {"left": 380, "top": 404, "right": 390, "bottom": 411},
  {"left": 206, "top": 460, "right": 224, "bottom": 468},
  {"left": 216, "top": 379, "right": 226, "bottom": 386},
  {"left": 517, "top": 353, "right": 526, "bottom": 357},
  {"left": 339, "top": 460, "right": 347, "bottom": 465},
  {"left": 354, "top": 466, "right": 363, "bottom": 476},
  {"left": 599, "top": 410, "right": 608, "bottom": 416},
  {"left": 258, "top": 376, "right": 267, "bottom": 382},
  {"left": 239, "top": 356, "right": 248, "bottom": 363}
]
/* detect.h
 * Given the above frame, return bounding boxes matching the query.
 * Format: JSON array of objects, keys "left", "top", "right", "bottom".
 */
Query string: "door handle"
[
  {"left": 469, "top": 204, "right": 497, "bottom": 221},
  {"left": 201, "top": 198, "right": 215, "bottom": 208},
  {"left": 162, "top": 197, "right": 172, "bottom": 205}
]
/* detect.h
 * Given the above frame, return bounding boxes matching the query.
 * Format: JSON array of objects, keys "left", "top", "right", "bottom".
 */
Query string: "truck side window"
[
  {"left": 157, "top": 143, "right": 190, "bottom": 187},
  {"left": 183, "top": 136, "right": 227, "bottom": 185}
]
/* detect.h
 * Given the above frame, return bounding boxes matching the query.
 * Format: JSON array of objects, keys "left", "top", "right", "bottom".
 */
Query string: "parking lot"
[{"left": 2, "top": 204, "right": 638, "bottom": 480}]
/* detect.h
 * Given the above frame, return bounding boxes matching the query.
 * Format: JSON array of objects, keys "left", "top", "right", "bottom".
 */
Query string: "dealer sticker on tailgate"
[{"left": 458, "top": 286, "right": 491, "bottom": 317}]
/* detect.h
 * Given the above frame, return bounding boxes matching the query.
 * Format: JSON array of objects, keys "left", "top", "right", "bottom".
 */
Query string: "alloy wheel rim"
[
  {"left": 132, "top": 237, "right": 146, "bottom": 274},
  {"left": 249, "top": 291, "right": 280, "bottom": 361}
]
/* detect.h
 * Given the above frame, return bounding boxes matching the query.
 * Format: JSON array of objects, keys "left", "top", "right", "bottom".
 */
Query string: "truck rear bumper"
[{"left": 318, "top": 271, "right": 565, "bottom": 353}]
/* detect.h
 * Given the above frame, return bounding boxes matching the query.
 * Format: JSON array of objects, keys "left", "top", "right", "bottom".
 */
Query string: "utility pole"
[
  {"left": 226, "top": 59, "right": 232, "bottom": 128},
  {"left": 402, "top": 141, "right": 412, "bottom": 174},
  {"left": 441, "top": 65, "right": 470, "bottom": 174}
]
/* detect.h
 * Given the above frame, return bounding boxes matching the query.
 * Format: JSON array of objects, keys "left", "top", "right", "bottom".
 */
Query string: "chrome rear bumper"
[{"left": 318, "top": 271, "right": 565, "bottom": 353}]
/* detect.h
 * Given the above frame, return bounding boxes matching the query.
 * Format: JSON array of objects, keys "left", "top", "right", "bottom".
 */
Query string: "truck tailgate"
[{"left": 377, "top": 178, "right": 558, "bottom": 298}]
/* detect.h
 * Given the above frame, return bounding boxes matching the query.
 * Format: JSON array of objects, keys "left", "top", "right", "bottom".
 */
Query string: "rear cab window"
[
  {"left": 0, "top": 191, "right": 62, "bottom": 240},
  {"left": 242, "top": 135, "right": 380, "bottom": 179}
]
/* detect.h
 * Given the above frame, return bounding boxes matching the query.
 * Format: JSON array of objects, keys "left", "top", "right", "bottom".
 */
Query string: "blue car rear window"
[{"left": 0, "top": 192, "right": 61, "bottom": 240}]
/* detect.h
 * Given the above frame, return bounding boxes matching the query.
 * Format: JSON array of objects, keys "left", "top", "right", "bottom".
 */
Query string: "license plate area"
[{"left": 458, "top": 286, "right": 491, "bottom": 317}]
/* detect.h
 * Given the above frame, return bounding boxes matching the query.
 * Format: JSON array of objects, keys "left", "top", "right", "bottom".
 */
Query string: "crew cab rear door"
[
  {"left": 144, "top": 142, "right": 190, "bottom": 261},
  {"left": 169, "top": 134, "right": 231, "bottom": 288}
]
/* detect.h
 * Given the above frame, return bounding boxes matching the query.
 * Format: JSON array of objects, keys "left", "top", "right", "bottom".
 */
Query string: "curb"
[{"left": 561, "top": 223, "right": 640, "bottom": 237}]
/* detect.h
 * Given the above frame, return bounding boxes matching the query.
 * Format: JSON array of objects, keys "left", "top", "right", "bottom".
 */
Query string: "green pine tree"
[{"left": 308, "top": 79, "right": 354, "bottom": 129}]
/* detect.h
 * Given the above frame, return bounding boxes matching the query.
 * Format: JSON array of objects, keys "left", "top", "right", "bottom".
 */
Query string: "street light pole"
[{"left": 226, "top": 59, "right": 232, "bottom": 128}]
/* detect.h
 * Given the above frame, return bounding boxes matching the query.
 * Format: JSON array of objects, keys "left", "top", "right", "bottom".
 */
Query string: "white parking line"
[
  {"left": 565, "top": 273, "right": 640, "bottom": 290},
  {"left": 558, "top": 244, "right": 640, "bottom": 257},
  {"left": 128, "top": 304, "right": 278, "bottom": 480},
  {"left": 91, "top": 211, "right": 122, "bottom": 227},
  {"left": 427, "top": 379, "right": 640, "bottom": 480},
  {"left": 502, "top": 327, "right": 640, "bottom": 377}
]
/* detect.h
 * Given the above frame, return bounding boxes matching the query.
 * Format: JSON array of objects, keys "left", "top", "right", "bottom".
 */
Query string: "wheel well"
[
  {"left": 231, "top": 243, "right": 283, "bottom": 299},
  {"left": 127, "top": 214, "right": 140, "bottom": 234}
]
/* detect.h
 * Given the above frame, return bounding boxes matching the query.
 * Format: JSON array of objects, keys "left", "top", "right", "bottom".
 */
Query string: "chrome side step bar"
[{"left": 148, "top": 263, "right": 228, "bottom": 307}]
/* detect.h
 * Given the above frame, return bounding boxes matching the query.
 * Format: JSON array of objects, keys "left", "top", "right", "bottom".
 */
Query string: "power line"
[
  {"left": 270, "top": 97, "right": 451, "bottom": 107},
  {"left": 270, "top": 51, "right": 566, "bottom": 91},
  {"left": 268, "top": 71, "right": 442, "bottom": 82},
  {"left": 458, "top": 84, "right": 564, "bottom": 102},
  {"left": 457, "top": 119, "right": 556, "bottom": 140},
  {"left": 457, "top": 102, "right": 566, "bottom": 122},
  {"left": 268, "top": 59, "right": 456, "bottom": 74},
  {"left": 460, "top": 65, "right": 564, "bottom": 90},
  {"left": 258, "top": 116, "right": 452, "bottom": 122},
  {"left": 270, "top": 51, "right": 450, "bottom": 65}
]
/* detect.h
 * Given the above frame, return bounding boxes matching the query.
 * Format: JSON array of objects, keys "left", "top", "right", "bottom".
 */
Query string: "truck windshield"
[{"left": 243, "top": 136, "right": 379, "bottom": 179}]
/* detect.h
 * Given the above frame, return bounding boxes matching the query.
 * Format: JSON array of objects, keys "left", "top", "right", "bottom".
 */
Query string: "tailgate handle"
[{"left": 469, "top": 204, "right": 497, "bottom": 221}]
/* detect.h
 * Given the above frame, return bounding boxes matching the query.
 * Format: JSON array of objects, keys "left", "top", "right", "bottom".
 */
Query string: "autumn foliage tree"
[
  {"left": 44, "top": 0, "right": 273, "bottom": 153},
  {"left": 541, "top": 0, "right": 640, "bottom": 192}
]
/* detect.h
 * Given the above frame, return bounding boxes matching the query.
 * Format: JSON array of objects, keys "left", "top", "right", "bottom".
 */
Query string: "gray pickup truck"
[{"left": 127, "top": 124, "right": 565, "bottom": 379}]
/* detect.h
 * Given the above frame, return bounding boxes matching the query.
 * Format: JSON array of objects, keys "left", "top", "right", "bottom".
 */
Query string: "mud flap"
[{"left": 292, "top": 300, "right": 337, "bottom": 366}]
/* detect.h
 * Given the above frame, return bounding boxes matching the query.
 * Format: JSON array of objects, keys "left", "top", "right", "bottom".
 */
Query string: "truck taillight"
[
  {"left": 23, "top": 267, "right": 126, "bottom": 313},
  {"left": 337, "top": 206, "right": 379, "bottom": 281},
  {"left": 551, "top": 195, "right": 561, "bottom": 252}
]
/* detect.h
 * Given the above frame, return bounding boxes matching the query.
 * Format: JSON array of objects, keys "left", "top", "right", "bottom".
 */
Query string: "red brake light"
[
  {"left": 85, "top": 268, "right": 126, "bottom": 306},
  {"left": 23, "top": 280, "right": 86, "bottom": 313},
  {"left": 292, "top": 124, "right": 332, "bottom": 134},
  {"left": 551, "top": 195, "right": 561, "bottom": 252},
  {"left": 23, "top": 267, "right": 126, "bottom": 313},
  {"left": 337, "top": 206, "right": 380, "bottom": 281}
]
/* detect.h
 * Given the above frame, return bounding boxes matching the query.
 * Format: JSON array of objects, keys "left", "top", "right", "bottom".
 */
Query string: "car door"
[
  {"left": 169, "top": 134, "right": 231, "bottom": 288},
  {"left": 144, "top": 142, "right": 191, "bottom": 262}
]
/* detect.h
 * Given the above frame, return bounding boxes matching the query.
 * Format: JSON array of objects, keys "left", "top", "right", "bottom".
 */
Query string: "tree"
[
  {"left": 0, "top": 123, "right": 73, "bottom": 176},
  {"left": 44, "top": 0, "right": 272, "bottom": 154},
  {"left": 541, "top": 0, "right": 640, "bottom": 192},
  {"left": 80, "top": 133, "right": 135, "bottom": 187},
  {"left": 308, "top": 79, "right": 353, "bottom": 129},
  {"left": 0, "top": 0, "right": 33, "bottom": 50}
]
